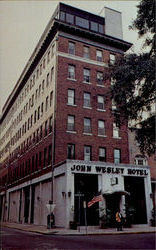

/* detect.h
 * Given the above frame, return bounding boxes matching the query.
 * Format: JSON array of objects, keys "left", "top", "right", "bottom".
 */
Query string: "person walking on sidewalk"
[{"left": 116, "top": 210, "right": 123, "bottom": 231}]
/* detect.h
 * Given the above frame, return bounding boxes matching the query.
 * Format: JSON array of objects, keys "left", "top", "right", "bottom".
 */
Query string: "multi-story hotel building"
[{"left": 0, "top": 3, "right": 153, "bottom": 228}]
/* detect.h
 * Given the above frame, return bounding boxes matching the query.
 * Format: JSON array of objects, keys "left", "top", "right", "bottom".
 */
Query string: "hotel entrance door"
[{"left": 74, "top": 174, "right": 99, "bottom": 226}]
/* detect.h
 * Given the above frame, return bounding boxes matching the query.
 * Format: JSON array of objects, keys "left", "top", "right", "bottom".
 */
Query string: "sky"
[{"left": 0, "top": 0, "right": 141, "bottom": 114}]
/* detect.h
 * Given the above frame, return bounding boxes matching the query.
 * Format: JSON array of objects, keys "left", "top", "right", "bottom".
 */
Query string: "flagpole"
[{"left": 83, "top": 201, "right": 88, "bottom": 235}]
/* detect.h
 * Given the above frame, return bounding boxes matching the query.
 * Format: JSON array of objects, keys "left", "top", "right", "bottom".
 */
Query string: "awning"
[{"left": 103, "top": 190, "right": 130, "bottom": 196}]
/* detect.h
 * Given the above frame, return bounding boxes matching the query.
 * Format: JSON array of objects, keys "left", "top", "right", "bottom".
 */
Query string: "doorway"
[
  {"left": 24, "top": 187, "right": 30, "bottom": 223},
  {"left": 124, "top": 176, "right": 147, "bottom": 224},
  {"left": 74, "top": 174, "right": 99, "bottom": 226},
  {"left": 30, "top": 185, "right": 35, "bottom": 223}
]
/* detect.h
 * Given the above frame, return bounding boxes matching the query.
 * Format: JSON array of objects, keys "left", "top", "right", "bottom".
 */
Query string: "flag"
[{"left": 87, "top": 194, "right": 103, "bottom": 208}]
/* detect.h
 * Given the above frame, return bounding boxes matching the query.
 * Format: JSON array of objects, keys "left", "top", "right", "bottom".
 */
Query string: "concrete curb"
[{"left": 2, "top": 223, "right": 156, "bottom": 236}]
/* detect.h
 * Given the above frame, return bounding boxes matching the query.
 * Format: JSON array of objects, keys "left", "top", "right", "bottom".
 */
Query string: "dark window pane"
[{"left": 76, "top": 16, "right": 89, "bottom": 29}]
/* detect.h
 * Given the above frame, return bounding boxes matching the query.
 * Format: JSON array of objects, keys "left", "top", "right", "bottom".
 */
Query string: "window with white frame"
[
  {"left": 135, "top": 155, "right": 147, "bottom": 166},
  {"left": 110, "top": 53, "right": 115, "bottom": 65},
  {"left": 97, "top": 95, "right": 105, "bottom": 110},
  {"left": 84, "top": 118, "right": 91, "bottom": 133},
  {"left": 114, "top": 149, "right": 121, "bottom": 164},
  {"left": 98, "top": 120, "right": 105, "bottom": 136},
  {"left": 84, "top": 92, "right": 91, "bottom": 108},
  {"left": 68, "top": 89, "right": 75, "bottom": 105},
  {"left": 96, "top": 50, "right": 103, "bottom": 62},
  {"left": 68, "top": 65, "right": 75, "bottom": 79},
  {"left": 84, "top": 146, "right": 92, "bottom": 161},
  {"left": 97, "top": 71, "right": 104, "bottom": 85},
  {"left": 67, "top": 115, "right": 75, "bottom": 131},
  {"left": 99, "top": 147, "right": 106, "bottom": 161},
  {"left": 83, "top": 46, "right": 90, "bottom": 59},
  {"left": 83, "top": 68, "right": 90, "bottom": 83},
  {"left": 113, "top": 123, "right": 120, "bottom": 138},
  {"left": 68, "top": 42, "right": 75, "bottom": 55}
]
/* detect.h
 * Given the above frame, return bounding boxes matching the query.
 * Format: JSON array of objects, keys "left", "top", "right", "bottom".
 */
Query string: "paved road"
[{"left": 1, "top": 227, "right": 155, "bottom": 249}]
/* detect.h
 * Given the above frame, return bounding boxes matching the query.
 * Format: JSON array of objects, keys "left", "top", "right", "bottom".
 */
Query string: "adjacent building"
[{"left": 0, "top": 3, "right": 153, "bottom": 228}]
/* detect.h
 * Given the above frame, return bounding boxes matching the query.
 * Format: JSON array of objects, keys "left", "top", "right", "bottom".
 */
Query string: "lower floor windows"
[
  {"left": 99, "top": 147, "right": 106, "bottom": 162},
  {"left": 114, "top": 149, "right": 121, "bottom": 164},
  {"left": 84, "top": 145, "right": 92, "bottom": 161}
]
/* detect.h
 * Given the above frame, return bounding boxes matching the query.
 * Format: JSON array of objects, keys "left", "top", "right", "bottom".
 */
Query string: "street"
[{"left": 1, "top": 227, "right": 155, "bottom": 249}]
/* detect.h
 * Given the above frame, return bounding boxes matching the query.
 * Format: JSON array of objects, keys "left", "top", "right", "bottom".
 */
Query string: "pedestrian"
[{"left": 116, "top": 210, "right": 123, "bottom": 231}]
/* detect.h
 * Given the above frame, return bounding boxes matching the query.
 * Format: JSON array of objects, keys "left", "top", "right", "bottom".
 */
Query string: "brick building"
[{"left": 0, "top": 3, "right": 153, "bottom": 228}]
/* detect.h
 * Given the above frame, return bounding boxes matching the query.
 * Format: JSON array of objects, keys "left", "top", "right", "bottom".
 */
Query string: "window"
[
  {"left": 135, "top": 155, "right": 147, "bottom": 166},
  {"left": 51, "top": 44, "right": 55, "bottom": 57},
  {"left": 40, "top": 64, "right": 42, "bottom": 75},
  {"left": 41, "top": 102, "right": 44, "bottom": 115},
  {"left": 97, "top": 95, "right": 105, "bottom": 110},
  {"left": 99, "top": 147, "right": 106, "bottom": 162},
  {"left": 113, "top": 123, "right": 120, "bottom": 138},
  {"left": 83, "top": 46, "right": 89, "bottom": 59},
  {"left": 68, "top": 89, "right": 75, "bottom": 105},
  {"left": 98, "top": 120, "right": 105, "bottom": 136},
  {"left": 48, "top": 144, "right": 52, "bottom": 165},
  {"left": 66, "top": 13, "right": 74, "bottom": 24},
  {"left": 83, "top": 68, "right": 90, "bottom": 83},
  {"left": 69, "top": 42, "right": 75, "bottom": 55},
  {"left": 76, "top": 16, "right": 89, "bottom": 29},
  {"left": 96, "top": 50, "right": 103, "bottom": 62},
  {"left": 42, "top": 80, "right": 45, "bottom": 93},
  {"left": 97, "top": 71, "right": 104, "bottom": 85},
  {"left": 84, "top": 92, "right": 91, "bottom": 108},
  {"left": 49, "top": 116, "right": 53, "bottom": 132},
  {"left": 35, "top": 89, "right": 38, "bottom": 100},
  {"left": 84, "top": 118, "right": 91, "bottom": 133},
  {"left": 112, "top": 99, "right": 117, "bottom": 110},
  {"left": 90, "top": 21, "right": 98, "bottom": 32},
  {"left": 68, "top": 65, "right": 75, "bottom": 79},
  {"left": 43, "top": 58, "right": 45, "bottom": 69},
  {"left": 114, "top": 149, "right": 121, "bottom": 164},
  {"left": 60, "top": 11, "right": 65, "bottom": 21},
  {"left": 50, "top": 91, "right": 53, "bottom": 107},
  {"left": 46, "top": 96, "right": 49, "bottom": 111},
  {"left": 110, "top": 53, "right": 115, "bottom": 65},
  {"left": 39, "top": 84, "right": 41, "bottom": 97},
  {"left": 44, "top": 148, "right": 47, "bottom": 167},
  {"left": 46, "top": 73, "right": 50, "bottom": 87},
  {"left": 34, "top": 110, "right": 37, "bottom": 124},
  {"left": 39, "top": 152, "right": 42, "bottom": 167},
  {"left": 99, "top": 24, "right": 104, "bottom": 34},
  {"left": 67, "top": 115, "right": 75, "bottom": 131},
  {"left": 31, "top": 94, "right": 34, "bottom": 107},
  {"left": 84, "top": 146, "right": 92, "bottom": 161},
  {"left": 40, "top": 125, "right": 42, "bottom": 139},
  {"left": 67, "top": 144, "right": 75, "bottom": 159},
  {"left": 38, "top": 106, "right": 40, "bottom": 120},
  {"left": 47, "top": 51, "right": 50, "bottom": 63},
  {"left": 51, "top": 67, "right": 54, "bottom": 81},
  {"left": 35, "top": 153, "right": 38, "bottom": 170},
  {"left": 45, "top": 120, "right": 48, "bottom": 136}
]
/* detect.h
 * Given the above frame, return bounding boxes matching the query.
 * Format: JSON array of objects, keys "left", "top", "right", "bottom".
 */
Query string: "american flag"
[{"left": 87, "top": 194, "right": 103, "bottom": 208}]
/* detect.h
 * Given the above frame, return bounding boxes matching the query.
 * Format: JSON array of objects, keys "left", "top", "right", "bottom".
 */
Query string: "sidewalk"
[{"left": 1, "top": 222, "right": 156, "bottom": 235}]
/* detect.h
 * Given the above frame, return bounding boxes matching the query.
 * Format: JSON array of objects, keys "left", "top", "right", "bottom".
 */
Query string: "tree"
[{"left": 108, "top": 0, "right": 155, "bottom": 156}]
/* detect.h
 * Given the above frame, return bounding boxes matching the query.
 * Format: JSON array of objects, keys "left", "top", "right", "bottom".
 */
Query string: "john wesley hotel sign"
[{"left": 71, "top": 164, "right": 148, "bottom": 176}]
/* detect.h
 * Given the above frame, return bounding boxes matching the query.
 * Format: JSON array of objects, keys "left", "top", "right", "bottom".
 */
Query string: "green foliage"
[{"left": 108, "top": 0, "right": 155, "bottom": 156}]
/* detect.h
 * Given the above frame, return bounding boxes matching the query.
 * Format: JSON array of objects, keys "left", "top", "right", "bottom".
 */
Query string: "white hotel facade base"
[{"left": 4, "top": 160, "right": 153, "bottom": 228}]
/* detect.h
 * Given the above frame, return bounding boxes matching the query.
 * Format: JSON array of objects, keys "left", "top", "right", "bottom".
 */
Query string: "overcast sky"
[{"left": 0, "top": 0, "right": 141, "bottom": 113}]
